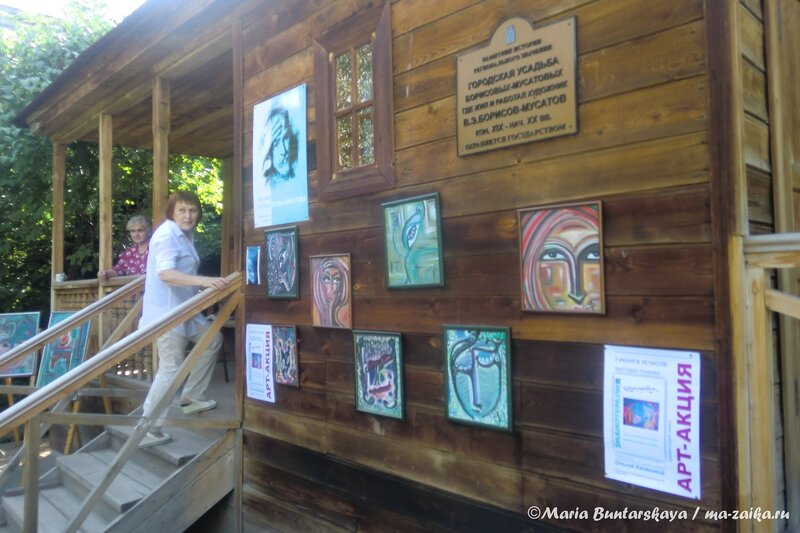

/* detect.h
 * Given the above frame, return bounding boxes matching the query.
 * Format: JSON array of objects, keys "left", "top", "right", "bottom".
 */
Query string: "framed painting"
[
  {"left": 518, "top": 201, "right": 605, "bottom": 314},
  {"left": 37, "top": 311, "right": 91, "bottom": 387},
  {"left": 246, "top": 245, "right": 261, "bottom": 285},
  {"left": 443, "top": 325, "right": 512, "bottom": 432},
  {"left": 353, "top": 330, "right": 404, "bottom": 420},
  {"left": 310, "top": 254, "right": 352, "bottom": 329},
  {"left": 265, "top": 226, "right": 299, "bottom": 299},
  {"left": 0, "top": 311, "right": 41, "bottom": 378},
  {"left": 273, "top": 325, "right": 299, "bottom": 387},
  {"left": 382, "top": 192, "right": 445, "bottom": 288}
]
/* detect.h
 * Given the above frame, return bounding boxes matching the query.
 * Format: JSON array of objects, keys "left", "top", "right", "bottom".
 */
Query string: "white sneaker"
[
  {"left": 181, "top": 398, "right": 218, "bottom": 415},
  {"left": 139, "top": 432, "right": 172, "bottom": 448}
]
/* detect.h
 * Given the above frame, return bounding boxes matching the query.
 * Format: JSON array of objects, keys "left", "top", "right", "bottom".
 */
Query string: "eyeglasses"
[{"left": 128, "top": 229, "right": 147, "bottom": 234}]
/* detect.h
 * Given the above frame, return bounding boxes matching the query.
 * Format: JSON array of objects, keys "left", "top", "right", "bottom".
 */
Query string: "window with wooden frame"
[{"left": 314, "top": 1, "right": 394, "bottom": 201}]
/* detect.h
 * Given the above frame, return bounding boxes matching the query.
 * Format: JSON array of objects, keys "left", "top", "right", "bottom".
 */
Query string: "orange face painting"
[{"left": 519, "top": 203, "right": 604, "bottom": 314}]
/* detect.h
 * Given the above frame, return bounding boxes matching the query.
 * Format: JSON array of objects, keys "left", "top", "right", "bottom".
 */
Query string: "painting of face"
[
  {"left": 311, "top": 254, "right": 351, "bottom": 329},
  {"left": 266, "top": 226, "right": 299, "bottom": 298},
  {"left": 519, "top": 202, "right": 604, "bottom": 314},
  {"left": 444, "top": 325, "right": 511, "bottom": 431}
]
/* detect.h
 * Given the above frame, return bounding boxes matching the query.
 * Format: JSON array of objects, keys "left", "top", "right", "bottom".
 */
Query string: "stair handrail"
[
  {"left": 0, "top": 271, "right": 242, "bottom": 435},
  {"left": 0, "top": 275, "right": 145, "bottom": 375}
]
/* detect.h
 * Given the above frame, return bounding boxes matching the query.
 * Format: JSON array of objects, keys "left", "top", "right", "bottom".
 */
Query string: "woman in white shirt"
[{"left": 138, "top": 191, "right": 229, "bottom": 448}]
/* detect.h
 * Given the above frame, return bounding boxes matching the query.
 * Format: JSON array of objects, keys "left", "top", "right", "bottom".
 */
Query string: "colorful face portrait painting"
[
  {"left": 444, "top": 325, "right": 511, "bottom": 432},
  {"left": 0, "top": 312, "right": 40, "bottom": 378},
  {"left": 310, "top": 254, "right": 352, "bottom": 329},
  {"left": 252, "top": 83, "right": 309, "bottom": 228},
  {"left": 519, "top": 202, "right": 605, "bottom": 314},
  {"left": 246, "top": 245, "right": 261, "bottom": 285},
  {"left": 37, "top": 311, "right": 90, "bottom": 387},
  {"left": 265, "top": 226, "right": 299, "bottom": 299},
  {"left": 382, "top": 193, "right": 445, "bottom": 288},
  {"left": 353, "top": 331, "right": 403, "bottom": 420},
  {"left": 273, "top": 325, "right": 299, "bottom": 387}
]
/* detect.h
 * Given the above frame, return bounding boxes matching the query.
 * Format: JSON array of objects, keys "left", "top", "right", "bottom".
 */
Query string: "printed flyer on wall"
[
  {"left": 603, "top": 345, "right": 701, "bottom": 499},
  {"left": 245, "top": 323, "right": 275, "bottom": 403}
]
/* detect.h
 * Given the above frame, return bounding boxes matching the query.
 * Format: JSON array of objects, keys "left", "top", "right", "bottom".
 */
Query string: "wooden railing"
[
  {"left": 54, "top": 275, "right": 153, "bottom": 380},
  {"left": 735, "top": 233, "right": 800, "bottom": 532},
  {"left": 0, "top": 272, "right": 242, "bottom": 532}
]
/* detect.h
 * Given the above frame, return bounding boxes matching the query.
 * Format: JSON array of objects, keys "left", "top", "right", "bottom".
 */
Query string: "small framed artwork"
[
  {"left": 310, "top": 254, "right": 352, "bottom": 329},
  {"left": 518, "top": 201, "right": 605, "bottom": 314},
  {"left": 444, "top": 325, "right": 512, "bottom": 432},
  {"left": 37, "top": 311, "right": 91, "bottom": 387},
  {"left": 246, "top": 245, "right": 261, "bottom": 285},
  {"left": 273, "top": 325, "right": 299, "bottom": 387},
  {"left": 381, "top": 192, "right": 445, "bottom": 288},
  {"left": 265, "top": 226, "right": 299, "bottom": 298},
  {"left": 353, "top": 330, "right": 404, "bottom": 420},
  {"left": 0, "top": 311, "right": 41, "bottom": 378}
]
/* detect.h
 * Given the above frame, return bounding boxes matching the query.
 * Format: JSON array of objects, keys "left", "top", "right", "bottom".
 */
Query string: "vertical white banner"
[
  {"left": 604, "top": 345, "right": 701, "bottom": 499},
  {"left": 245, "top": 323, "right": 275, "bottom": 403}
]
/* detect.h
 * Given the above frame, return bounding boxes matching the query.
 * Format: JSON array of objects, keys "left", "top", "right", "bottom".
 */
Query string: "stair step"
[
  {"left": 57, "top": 452, "right": 155, "bottom": 514},
  {"left": 2, "top": 486, "right": 107, "bottom": 533},
  {"left": 106, "top": 425, "right": 215, "bottom": 466},
  {"left": 41, "top": 486, "right": 110, "bottom": 531}
]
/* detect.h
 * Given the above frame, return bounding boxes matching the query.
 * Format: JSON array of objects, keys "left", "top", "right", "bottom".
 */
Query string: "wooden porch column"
[
  {"left": 50, "top": 142, "right": 66, "bottom": 311},
  {"left": 51, "top": 142, "right": 66, "bottom": 280},
  {"left": 764, "top": 2, "right": 800, "bottom": 527},
  {"left": 220, "top": 158, "right": 233, "bottom": 276},
  {"left": 152, "top": 77, "right": 170, "bottom": 225},
  {"left": 98, "top": 114, "right": 113, "bottom": 275}
]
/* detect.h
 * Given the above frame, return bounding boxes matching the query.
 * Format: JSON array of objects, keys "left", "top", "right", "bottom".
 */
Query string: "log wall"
[{"left": 235, "top": 0, "right": 733, "bottom": 529}]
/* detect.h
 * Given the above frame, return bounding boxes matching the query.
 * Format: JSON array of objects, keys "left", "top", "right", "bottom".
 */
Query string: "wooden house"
[{"left": 10, "top": 0, "right": 800, "bottom": 531}]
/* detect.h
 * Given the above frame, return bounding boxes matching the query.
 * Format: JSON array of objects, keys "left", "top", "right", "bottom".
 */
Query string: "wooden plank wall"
[{"left": 235, "top": 0, "right": 729, "bottom": 530}]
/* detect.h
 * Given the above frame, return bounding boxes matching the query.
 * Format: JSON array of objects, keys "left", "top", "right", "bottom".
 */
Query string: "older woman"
[
  {"left": 137, "top": 191, "right": 228, "bottom": 448},
  {"left": 97, "top": 215, "right": 151, "bottom": 281}
]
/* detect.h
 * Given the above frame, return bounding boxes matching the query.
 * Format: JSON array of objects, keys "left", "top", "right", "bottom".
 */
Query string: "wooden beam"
[
  {"left": 98, "top": 114, "right": 113, "bottom": 274},
  {"left": 765, "top": 289, "right": 800, "bottom": 321},
  {"left": 745, "top": 266, "right": 778, "bottom": 527},
  {"left": 764, "top": 2, "right": 800, "bottom": 527},
  {"left": 221, "top": 158, "right": 232, "bottom": 276},
  {"left": 51, "top": 142, "right": 66, "bottom": 312},
  {"left": 152, "top": 77, "right": 170, "bottom": 225},
  {"left": 22, "top": 415, "right": 40, "bottom": 533},
  {"left": 51, "top": 142, "right": 66, "bottom": 279}
]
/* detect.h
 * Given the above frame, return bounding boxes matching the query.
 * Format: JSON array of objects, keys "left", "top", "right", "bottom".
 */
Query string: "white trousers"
[{"left": 142, "top": 322, "right": 222, "bottom": 417}]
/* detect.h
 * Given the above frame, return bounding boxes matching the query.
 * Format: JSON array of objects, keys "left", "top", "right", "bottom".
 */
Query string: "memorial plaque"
[{"left": 457, "top": 17, "right": 577, "bottom": 156}]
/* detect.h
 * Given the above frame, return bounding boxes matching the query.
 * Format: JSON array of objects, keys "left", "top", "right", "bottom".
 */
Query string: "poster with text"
[
  {"left": 245, "top": 323, "right": 275, "bottom": 403},
  {"left": 603, "top": 345, "right": 701, "bottom": 499},
  {"left": 252, "top": 84, "right": 309, "bottom": 228}
]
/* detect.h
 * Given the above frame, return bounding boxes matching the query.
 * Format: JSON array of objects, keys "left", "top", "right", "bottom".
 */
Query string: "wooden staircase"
[
  {"left": 0, "top": 273, "right": 243, "bottom": 533},
  {"left": 0, "top": 416, "right": 236, "bottom": 532}
]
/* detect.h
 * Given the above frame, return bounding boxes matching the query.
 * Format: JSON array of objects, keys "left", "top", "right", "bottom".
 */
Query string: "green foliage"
[
  {"left": 0, "top": 1, "right": 112, "bottom": 312},
  {"left": 0, "top": 1, "right": 224, "bottom": 315}
]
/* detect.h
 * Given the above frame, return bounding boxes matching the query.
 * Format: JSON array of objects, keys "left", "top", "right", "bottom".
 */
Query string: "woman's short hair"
[
  {"left": 165, "top": 191, "right": 203, "bottom": 222},
  {"left": 126, "top": 215, "right": 152, "bottom": 232}
]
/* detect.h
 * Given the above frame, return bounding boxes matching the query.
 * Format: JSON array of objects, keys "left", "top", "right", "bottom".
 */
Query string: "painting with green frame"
[{"left": 443, "top": 325, "right": 511, "bottom": 432}]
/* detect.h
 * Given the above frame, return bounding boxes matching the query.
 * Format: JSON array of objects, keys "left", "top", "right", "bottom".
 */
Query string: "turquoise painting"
[{"left": 382, "top": 193, "right": 444, "bottom": 289}]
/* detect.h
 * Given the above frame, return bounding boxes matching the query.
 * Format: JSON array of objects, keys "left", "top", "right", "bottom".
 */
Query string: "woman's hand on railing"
[{"left": 199, "top": 276, "right": 230, "bottom": 291}]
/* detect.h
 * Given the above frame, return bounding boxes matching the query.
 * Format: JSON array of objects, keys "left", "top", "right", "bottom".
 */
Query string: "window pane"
[
  {"left": 335, "top": 52, "right": 352, "bottom": 110},
  {"left": 356, "top": 44, "right": 372, "bottom": 103},
  {"left": 358, "top": 107, "right": 374, "bottom": 165},
  {"left": 337, "top": 114, "right": 353, "bottom": 170}
]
